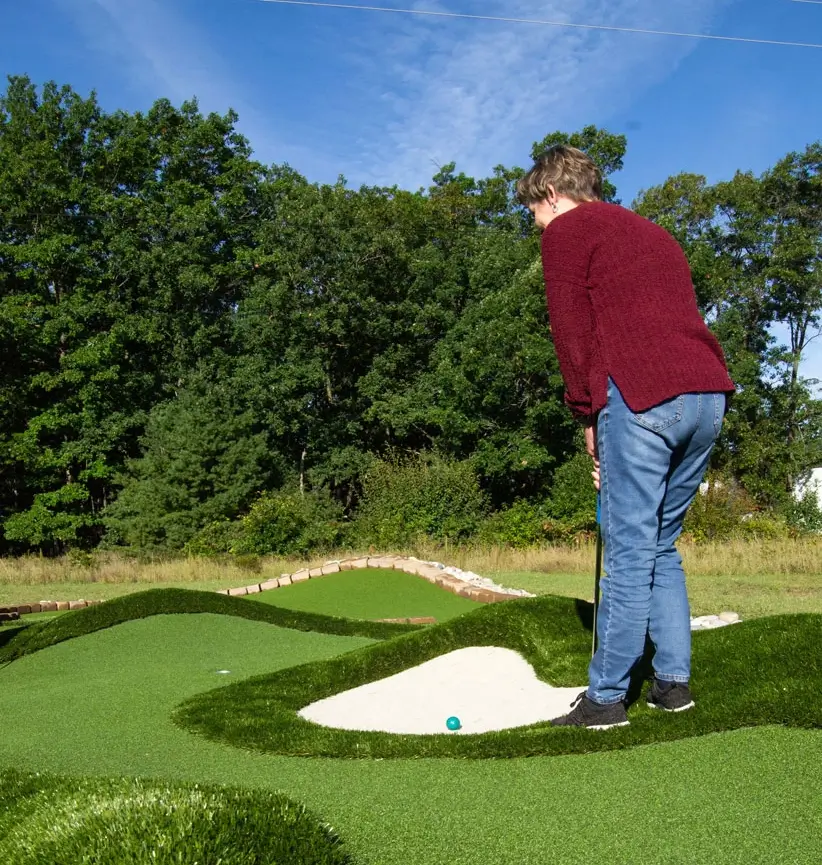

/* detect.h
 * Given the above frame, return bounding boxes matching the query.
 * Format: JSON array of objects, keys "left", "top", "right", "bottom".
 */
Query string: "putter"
[{"left": 592, "top": 493, "right": 602, "bottom": 659}]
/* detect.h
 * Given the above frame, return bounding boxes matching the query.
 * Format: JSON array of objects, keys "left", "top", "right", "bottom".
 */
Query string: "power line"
[{"left": 256, "top": 0, "right": 822, "bottom": 48}]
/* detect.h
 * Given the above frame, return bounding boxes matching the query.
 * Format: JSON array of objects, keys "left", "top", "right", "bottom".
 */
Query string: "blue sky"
[{"left": 3, "top": 0, "right": 822, "bottom": 377}]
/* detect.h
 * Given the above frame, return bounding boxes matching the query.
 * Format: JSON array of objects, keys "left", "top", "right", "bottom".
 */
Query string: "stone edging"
[
  {"left": 216, "top": 555, "right": 533, "bottom": 604},
  {"left": 0, "top": 599, "right": 104, "bottom": 623}
]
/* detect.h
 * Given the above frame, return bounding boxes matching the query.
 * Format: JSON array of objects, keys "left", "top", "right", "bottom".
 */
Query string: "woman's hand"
[{"left": 585, "top": 422, "right": 600, "bottom": 491}]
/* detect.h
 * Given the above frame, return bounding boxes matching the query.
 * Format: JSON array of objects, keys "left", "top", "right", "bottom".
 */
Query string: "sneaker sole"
[
  {"left": 647, "top": 700, "right": 695, "bottom": 713},
  {"left": 588, "top": 720, "right": 631, "bottom": 730}
]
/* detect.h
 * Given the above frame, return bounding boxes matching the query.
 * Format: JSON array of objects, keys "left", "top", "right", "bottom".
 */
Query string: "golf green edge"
[
  {"left": 0, "top": 587, "right": 422, "bottom": 665},
  {"left": 172, "top": 595, "right": 822, "bottom": 759}
]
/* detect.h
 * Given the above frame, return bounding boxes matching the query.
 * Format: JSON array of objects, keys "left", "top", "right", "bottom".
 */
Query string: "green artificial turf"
[
  {"left": 0, "top": 769, "right": 352, "bottom": 865},
  {"left": 0, "top": 587, "right": 420, "bottom": 665},
  {"left": 175, "top": 594, "right": 822, "bottom": 759},
  {"left": 0, "top": 612, "right": 820, "bottom": 864},
  {"left": 248, "top": 568, "right": 478, "bottom": 621}
]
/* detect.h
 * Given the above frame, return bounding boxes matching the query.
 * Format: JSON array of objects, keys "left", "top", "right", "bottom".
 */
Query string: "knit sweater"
[{"left": 540, "top": 201, "right": 734, "bottom": 422}]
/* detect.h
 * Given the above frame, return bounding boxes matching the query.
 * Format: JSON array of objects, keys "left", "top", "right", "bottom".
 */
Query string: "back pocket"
[{"left": 632, "top": 394, "right": 685, "bottom": 432}]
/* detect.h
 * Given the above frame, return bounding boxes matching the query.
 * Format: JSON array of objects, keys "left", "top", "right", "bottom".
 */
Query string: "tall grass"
[{"left": 1, "top": 538, "right": 820, "bottom": 590}]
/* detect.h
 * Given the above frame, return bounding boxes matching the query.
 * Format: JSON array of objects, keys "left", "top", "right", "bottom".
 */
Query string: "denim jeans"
[{"left": 588, "top": 378, "right": 725, "bottom": 705}]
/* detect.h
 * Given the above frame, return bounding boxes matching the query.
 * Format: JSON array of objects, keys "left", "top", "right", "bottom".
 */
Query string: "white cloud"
[
  {"left": 306, "top": 0, "right": 739, "bottom": 188},
  {"left": 57, "top": 0, "right": 319, "bottom": 169}
]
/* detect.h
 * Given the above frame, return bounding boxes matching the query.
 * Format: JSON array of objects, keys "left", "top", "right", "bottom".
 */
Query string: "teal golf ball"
[{"left": 446, "top": 716, "right": 462, "bottom": 731}]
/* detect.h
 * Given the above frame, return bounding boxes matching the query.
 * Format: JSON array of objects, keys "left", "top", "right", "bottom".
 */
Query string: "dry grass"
[{"left": 1, "top": 539, "right": 821, "bottom": 617}]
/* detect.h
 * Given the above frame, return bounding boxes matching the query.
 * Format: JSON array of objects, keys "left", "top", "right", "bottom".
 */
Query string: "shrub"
[
  {"left": 183, "top": 518, "right": 245, "bottom": 557},
  {"left": 478, "top": 499, "right": 552, "bottom": 548},
  {"left": 783, "top": 486, "right": 822, "bottom": 535},
  {"left": 682, "top": 475, "right": 759, "bottom": 542},
  {"left": 234, "top": 488, "right": 343, "bottom": 556},
  {"left": 351, "top": 453, "right": 488, "bottom": 547},
  {"left": 546, "top": 452, "right": 597, "bottom": 526},
  {"left": 735, "top": 513, "right": 790, "bottom": 540}
]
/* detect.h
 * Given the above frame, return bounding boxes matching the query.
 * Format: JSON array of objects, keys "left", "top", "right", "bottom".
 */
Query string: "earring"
[{"left": 551, "top": 202, "right": 558, "bottom": 213}]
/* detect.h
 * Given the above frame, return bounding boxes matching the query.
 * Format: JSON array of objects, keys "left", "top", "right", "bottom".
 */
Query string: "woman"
[{"left": 517, "top": 146, "right": 735, "bottom": 729}]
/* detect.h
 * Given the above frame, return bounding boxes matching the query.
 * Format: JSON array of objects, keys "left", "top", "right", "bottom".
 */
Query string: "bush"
[
  {"left": 735, "top": 513, "right": 791, "bottom": 540},
  {"left": 351, "top": 453, "right": 488, "bottom": 547},
  {"left": 546, "top": 452, "right": 597, "bottom": 526},
  {"left": 478, "top": 499, "right": 551, "bottom": 548},
  {"left": 0, "top": 770, "right": 353, "bottom": 865},
  {"left": 783, "top": 486, "right": 822, "bottom": 535},
  {"left": 183, "top": 518, "right": 245, "bottom": 557},
  {"left": 234, "top": 488, "right": 344, "bottom": 556},
  {"left": 682, "top": 475, "right": 760, "bottom": 542}
]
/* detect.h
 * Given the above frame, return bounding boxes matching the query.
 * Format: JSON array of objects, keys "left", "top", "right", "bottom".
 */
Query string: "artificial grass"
[
  {"left": 175, "top": 594, "right": 822, "bottom": 759},
  {"left": 248, "top": 568, "right": 478, "bottom": 621},
  {"left": 0, "top": 612, "right": 819, "bottom": 864},
  {"left": 0, "top": 768, "right": 353, "bottom": 865},
  {"left": 0, "top": 587, "right": 420, "bottom": 665}
]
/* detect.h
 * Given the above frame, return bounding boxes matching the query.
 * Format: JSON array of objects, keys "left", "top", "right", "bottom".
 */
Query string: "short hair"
[{"left": 516, "top": 145, "right": 602, "bottom": 205}]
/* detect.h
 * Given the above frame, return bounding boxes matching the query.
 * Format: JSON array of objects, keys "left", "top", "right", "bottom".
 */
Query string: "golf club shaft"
[{"left": 592, "top": 495, "right": 602, "bottom": 658}]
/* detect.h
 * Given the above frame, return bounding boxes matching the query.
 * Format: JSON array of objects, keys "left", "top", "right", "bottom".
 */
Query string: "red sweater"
[{"left": 540, "top": 201, "right": 734, "bottom": 422}]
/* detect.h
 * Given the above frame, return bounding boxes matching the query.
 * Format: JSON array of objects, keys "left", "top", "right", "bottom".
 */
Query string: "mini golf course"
[{"left": 0, "top": 568, "right": 820, "bottom": 864}]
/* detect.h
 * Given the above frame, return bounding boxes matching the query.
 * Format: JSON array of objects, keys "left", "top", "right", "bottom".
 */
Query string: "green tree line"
[{"left": 1, "top": 76, "right": 820, "bottom": 555}]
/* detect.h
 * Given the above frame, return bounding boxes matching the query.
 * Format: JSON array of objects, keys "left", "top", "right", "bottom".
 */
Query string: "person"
[{"left": 516, "top": 145, "right": 735, "bottom": 729}]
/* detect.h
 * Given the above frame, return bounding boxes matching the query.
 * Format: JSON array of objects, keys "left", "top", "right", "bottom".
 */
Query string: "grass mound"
[
  {"left": 0, "top": 588, "right": 420, "bottom": 665},
  {"left": 174, "top": 594, "right": 822, "bottom": 759},
  {"left": 249, "top": 568, "right": 478, "bottom": 622},
  {"left": 0, "top": 768, "right": 353, "bottom": 865}
]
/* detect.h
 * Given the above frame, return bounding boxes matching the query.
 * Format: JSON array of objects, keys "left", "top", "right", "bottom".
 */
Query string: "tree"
[
  {"left": 0, "top": 76, "right": 262, "bottom": 550},
  {"left": 103, "top": 377, "right": 281, "bottom": 551}
]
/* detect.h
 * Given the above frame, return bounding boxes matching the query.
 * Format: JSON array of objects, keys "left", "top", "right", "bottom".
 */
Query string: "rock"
[
  {"left": 39, "top": 602, "right": 57, "bottom": 612},
  {"left": 349, "top": 557, "right": 369, "bottom": 569},
  {"left": 293, "top": 570, "right": 312, "bottom": 582},
  {"left": 367, "top": 556, "right": 396, "bottom": 569},
  {"left": 279, "top": 575, "right": 292, "bottom": 586},
  {"left": 227, "top": 587, "right": 247, "bottom": 597},
  {"left": 16, "top": 605, "right": 32, "bottom": 615},
  {"left": 68, "top": 601, "right": 87, "bottom": 610},
  {"left": 259, "top": 579, "right": 280, "bottom": 591},
  {"left": 244, "top": 584, "right": 261, "bottom": 594},
  {"left": 321, "top": 562, "right": 341, "bottom": 575}
]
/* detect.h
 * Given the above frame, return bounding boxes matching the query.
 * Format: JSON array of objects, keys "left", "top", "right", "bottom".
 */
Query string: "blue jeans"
[{"left": 588, "top": 378, "right": 725, "bottom": 705}]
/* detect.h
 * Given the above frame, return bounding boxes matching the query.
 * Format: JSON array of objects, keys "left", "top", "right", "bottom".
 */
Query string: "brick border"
[
  {"left": 0, "top": 599, "right": 105, "bottom": 622},
  {"left": 216, "top": 555, "right": 523, "bottom": 605}
]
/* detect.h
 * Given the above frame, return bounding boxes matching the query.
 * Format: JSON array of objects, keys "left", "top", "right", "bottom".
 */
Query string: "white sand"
[{"left": 298, "top": 647, "right": 585, "bottom": 735}]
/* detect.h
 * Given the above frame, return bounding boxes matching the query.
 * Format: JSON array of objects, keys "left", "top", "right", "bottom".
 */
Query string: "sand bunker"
[{"left": 298, "top": 647, "right": 585, "bottom": 735}]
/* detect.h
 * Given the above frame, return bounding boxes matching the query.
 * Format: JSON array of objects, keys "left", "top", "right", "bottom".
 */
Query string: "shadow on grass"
[{"left": 173, "top": 594, "right": 822, "bottom": 760}]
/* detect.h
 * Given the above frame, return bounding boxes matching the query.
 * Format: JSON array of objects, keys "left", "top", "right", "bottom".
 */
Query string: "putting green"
[
  {"left": 247, "top": 567, "right": 478, "bottom": 621},
  {"left": 0, "top": 602, "right": 819, "bottom": 864}
]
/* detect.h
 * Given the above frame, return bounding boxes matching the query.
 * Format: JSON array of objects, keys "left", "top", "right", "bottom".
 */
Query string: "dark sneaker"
[
  {"left": 551, "top": 692, "right": 629, "bottom": 730},
  {"left": 646, "top": 679, "right": 695, "bottom": 712}
]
